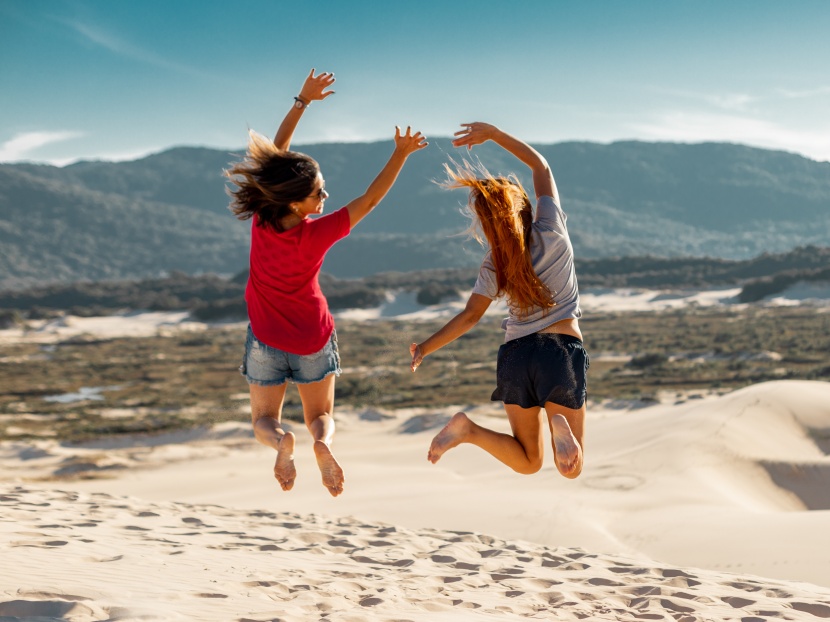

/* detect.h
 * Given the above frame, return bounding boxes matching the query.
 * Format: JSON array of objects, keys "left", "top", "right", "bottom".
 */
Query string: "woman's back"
[
  {"left": 246, "top": 208, "right": 350, "bottom": 355},
  {"left": 472, "top": 194, "right": 581, "bottom": 342}
]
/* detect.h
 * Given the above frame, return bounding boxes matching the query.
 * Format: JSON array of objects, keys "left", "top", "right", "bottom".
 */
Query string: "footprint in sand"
[
  {"left": 583, "top": 473, "right": 645, "bottom": 490},
  {"left": 86, "top": 555, "right": 123, "bottom": 563},
  {"left": 0, "top": 600, "right": 95, "bottom": 619},
  {"left": 791, "top": 601, "right": 830, "bottom": 617}
]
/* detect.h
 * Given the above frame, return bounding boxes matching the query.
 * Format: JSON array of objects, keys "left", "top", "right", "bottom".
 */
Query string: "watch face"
[{"left": 294, "top": 99, "right": 304, "bottom": 109}]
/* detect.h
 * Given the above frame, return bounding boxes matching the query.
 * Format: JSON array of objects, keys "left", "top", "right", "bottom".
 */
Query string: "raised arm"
[
  {"left": 273, "top": 69, "right": 336, "bottom": 151},
  {"left": 409, "top": 293, "right": 492, "bottom": 372},
  {"left": 343, "top": 126, "right": 428, "bottom": 228},
  {"left": 452, "top": 122, "right": 559, "bottom": 203}
]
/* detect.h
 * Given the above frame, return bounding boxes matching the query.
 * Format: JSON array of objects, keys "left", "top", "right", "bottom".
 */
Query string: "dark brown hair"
[
  {"left": 443, "top": 159, "right": 555, "bottom": 317},
  {"left": 225, "top": 131, "right": 319, "bottom": 232}
]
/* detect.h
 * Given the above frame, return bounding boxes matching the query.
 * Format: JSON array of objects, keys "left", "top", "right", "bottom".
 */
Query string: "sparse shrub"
[
  {"left": 416, "top": 284, "right": 460, "bottom": 305},
  {"left": 190, "top": 299, "right": 247, "bottom": 321},
  {"left": 0, "top": 310, "right": 21, "bottom": 329},
  {"left": 26, "top": 306, "right": 63, "bottom": 320},
  {"left": 628, "top": 353, "right": 668, "bottom": 368}
]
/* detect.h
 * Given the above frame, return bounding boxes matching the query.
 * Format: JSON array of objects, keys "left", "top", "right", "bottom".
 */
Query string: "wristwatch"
[{"left": 293, "top": 96, "right": 309, "bottom": 109}]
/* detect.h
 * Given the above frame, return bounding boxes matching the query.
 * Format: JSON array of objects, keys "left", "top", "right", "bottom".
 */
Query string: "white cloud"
[
  {"left": 58, "top": 17, "right": 212, "bottom": 78},
  {"left": 630, "top": 112, "right": 830, "bottom": 162},
  {"left": 705, "top": 93, "right": 756, "bottom": 111},
  {"left": 776, "top": 86, "right": 830, "bottom": 99},
  {"left": 647, "top": 86, "right": 759, "bottom": 112},
  {"left": 0, "top": 131, "right": 84, "bottom": 163}
]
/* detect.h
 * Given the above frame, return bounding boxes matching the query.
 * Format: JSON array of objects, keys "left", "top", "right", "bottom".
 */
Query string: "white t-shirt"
[{"left": 471, "top": 195, "right": 581, "bottom": 342}]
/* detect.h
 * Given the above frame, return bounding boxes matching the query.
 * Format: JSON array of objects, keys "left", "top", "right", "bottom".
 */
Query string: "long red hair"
[{"left": 444, "top": 160, "right": 555, "bottom": 317}]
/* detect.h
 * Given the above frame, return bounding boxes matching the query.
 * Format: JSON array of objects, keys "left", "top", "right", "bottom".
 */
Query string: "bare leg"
[
  {"left": 249, "top": 383, "right": 296, "bottom": 491},
  {"left": 297, "top": 373, "right": 344, "bottom": 497},
  {"left": 428, "top": 404, "right": 545, "bottom": 475},
  {"left": 545, "top": 402, "right": 585, "bottom": 479}
]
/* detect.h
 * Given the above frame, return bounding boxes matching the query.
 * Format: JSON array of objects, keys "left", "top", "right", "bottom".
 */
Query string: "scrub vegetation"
[{"left": 2, "top": 305, "right": 828, "bottom": 442}]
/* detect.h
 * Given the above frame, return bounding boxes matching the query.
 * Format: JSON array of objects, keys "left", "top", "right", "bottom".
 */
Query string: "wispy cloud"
[
  {"left": 631, "top": 112, "right": 830, "bottom": 162},
  {"left": 776, "top": 86, "right": 830, "bottom": 99},
  {"left": 58, "top": 17, "right": 212, "bottom": 78},
  {"left": 648, "top": 87, "right": 759, "bottom": 112},
  {"left": 0, "top": 131, "right": 84, "bottom": 163}
]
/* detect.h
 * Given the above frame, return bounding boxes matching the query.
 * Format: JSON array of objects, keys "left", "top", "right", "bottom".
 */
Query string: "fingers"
[
  {"left": 394, "top": 126, "right": 429, "bottom": 150},
  {"left": 409, "top": 343, "right": 422, "bottom": 372},
  {"left": 309, "top": 69, "right": 335, "bottom": 82},
  {"left": 304, "top": 69, "right": 336, "bottom": 100}
]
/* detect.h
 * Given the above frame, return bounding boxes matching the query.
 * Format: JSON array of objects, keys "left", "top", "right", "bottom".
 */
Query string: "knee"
[
  {"left": 252, "top": 414, "right": 279, "bottom": 434},
  {"left": 305, "top": 411, "right": 334, "bottom": 429},
  {"left": 513, "top": 456, "right": 543, "bottom": 475}
]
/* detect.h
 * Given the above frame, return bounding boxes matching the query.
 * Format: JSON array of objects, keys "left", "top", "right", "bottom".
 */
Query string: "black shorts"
[{"left": 492, "top": 333, "right": 590, "bottom": 410}]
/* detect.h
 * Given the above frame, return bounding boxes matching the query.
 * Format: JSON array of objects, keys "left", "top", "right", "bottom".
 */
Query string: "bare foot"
[
  {"left": 313, "top": 440, "right": 344, "bottom": 497},
  {"left": 274, "top": 432, "right": 296, "bottom": 491},
  {"left": 550, "top": 414, "right": 583, "bottom": 478},
  {"left": 427, "top": 412, "right": 470, "bottom": 464}
]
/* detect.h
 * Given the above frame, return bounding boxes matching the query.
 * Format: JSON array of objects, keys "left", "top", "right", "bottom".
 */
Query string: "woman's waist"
[
  {"left": 536, "top": 318, "right": 582, "bottom": 341},
  {"left": 502, "top": 309, "right": 582, "bottom": 342}
]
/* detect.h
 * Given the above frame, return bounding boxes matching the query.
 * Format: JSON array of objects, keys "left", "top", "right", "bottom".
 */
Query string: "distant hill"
[{"left": 1, "top": 140, "right": 829, "bottom": 289}]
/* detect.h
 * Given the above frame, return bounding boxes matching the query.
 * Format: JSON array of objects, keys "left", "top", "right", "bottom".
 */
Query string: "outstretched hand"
[
  {"left": 409, "top": 343, "right": 424, "bottom": 372},
  {"left": 394, "top": 126, "right": 429, "bottom": 156},
  {"left": 452, "top": 122, "right": 498, "bottom": 150},
  {"left": 298, "top": 68, "right": 336, "bottom": 103}
]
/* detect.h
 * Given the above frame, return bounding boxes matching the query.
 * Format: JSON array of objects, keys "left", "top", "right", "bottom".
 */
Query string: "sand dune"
[
  {"left": 2, "top": 380, "right": 830, "bottom": 619},
  {"left": 3, "top": 485, "right": 830, "bottom": 622}
]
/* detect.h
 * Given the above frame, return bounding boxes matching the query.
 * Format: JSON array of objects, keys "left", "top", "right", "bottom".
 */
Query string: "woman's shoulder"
[{"left": 534, "top": 194, "right": 566, "bottom": 231}]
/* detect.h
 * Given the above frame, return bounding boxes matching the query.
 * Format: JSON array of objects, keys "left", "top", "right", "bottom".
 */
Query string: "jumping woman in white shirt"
[{"left": 410, "top": 122, "right": 588, "bottom": 479}]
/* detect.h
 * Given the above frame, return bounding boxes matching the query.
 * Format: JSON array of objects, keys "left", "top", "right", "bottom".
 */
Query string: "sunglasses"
[{"left": 308, "top": 187, "right": 328, "bottom": 200}]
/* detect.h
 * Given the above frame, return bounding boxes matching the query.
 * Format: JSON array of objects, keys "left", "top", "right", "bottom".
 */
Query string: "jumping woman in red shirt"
[{"left": 227, "top": 69, "right": 427, "bottom": 496}]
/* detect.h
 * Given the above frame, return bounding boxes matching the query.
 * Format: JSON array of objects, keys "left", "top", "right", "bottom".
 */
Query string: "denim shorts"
[
  {"left": 492, "top": 332, "right": 590, "bottom": 410},
  {"left": 240, "top": 325, "right": 341, "bottom": 386}
]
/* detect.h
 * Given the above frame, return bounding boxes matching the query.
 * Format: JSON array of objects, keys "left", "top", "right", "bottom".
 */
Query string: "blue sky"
[{"left": 2, "top": 0, "right": 829, "bottom": 165}]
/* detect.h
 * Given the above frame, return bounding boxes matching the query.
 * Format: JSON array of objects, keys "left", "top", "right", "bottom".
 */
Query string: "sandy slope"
[
  {"left": 2, "top": 380, "right": 830, "bottom": 620},
  {"left": 3, "top": 485, "right": 829, "bottom": 622}
]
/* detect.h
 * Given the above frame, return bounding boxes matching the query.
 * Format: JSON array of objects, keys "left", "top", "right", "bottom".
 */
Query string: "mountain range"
[{"left": 1, "top": 139, "right": 829, "bottom": 290}]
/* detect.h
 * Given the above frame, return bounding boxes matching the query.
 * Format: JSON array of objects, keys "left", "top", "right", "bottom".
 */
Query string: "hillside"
[{"left": 1, "top": 140, "right": 829, "bottom": 288}]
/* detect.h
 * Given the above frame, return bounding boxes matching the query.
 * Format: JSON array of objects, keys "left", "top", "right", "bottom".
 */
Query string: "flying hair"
[
  {"left": 442, "top": 158, "right": 556, "bottom": 317},
  {"left": 224, "top": 130, "right": 319, "bottom": 232}
]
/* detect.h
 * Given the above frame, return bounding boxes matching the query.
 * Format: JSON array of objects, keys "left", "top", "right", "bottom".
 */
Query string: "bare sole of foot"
[
  {"left": 550, "top": 414, "right": 582, "bottom": 478},
  {"left": 274, "top": 432, "right": 297, "bottom": 491},
  {"left": 427, "top": 412, "right": 469, "bottom": 464},
  {"left": 313, "top": 440, "right": 344, "bottom": 497}
]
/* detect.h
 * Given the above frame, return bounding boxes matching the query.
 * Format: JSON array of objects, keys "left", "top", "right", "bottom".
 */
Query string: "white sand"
[{"left": 3, "top": 380, "right": 830, "bottom": 620}]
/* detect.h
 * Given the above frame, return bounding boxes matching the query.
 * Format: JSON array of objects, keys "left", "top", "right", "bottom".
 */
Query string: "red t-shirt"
[{"left": 245, "top": 207, "right": 351, "bottom": 355}]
